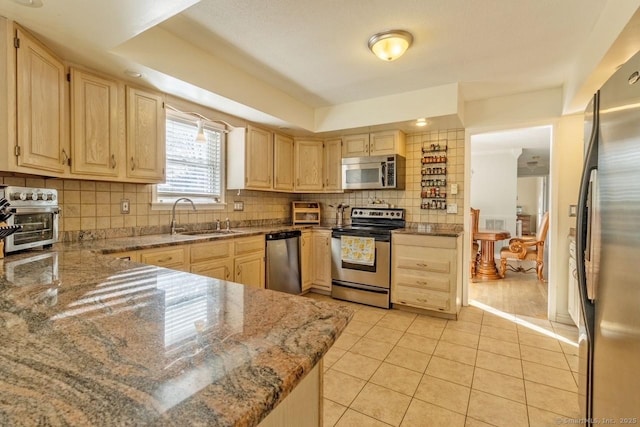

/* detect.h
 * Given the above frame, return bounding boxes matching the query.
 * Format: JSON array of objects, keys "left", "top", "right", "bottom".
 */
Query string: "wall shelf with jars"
[{"left": 420, "top": 141, "right": 448, "bottom": 210}]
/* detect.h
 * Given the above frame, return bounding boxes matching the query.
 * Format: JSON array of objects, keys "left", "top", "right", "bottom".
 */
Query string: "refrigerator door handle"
[{"left": 585, "top": 169, "right": 600, "bottom": 302}]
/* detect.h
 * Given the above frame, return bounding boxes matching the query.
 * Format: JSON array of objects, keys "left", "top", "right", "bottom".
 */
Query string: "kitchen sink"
[{"left": 179, "top": 229, "right": 240, "bottom": 236}]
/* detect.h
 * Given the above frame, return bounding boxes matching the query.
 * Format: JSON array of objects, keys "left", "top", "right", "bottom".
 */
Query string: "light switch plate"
[{"left": 446, "top": 203, "right": 458, "bottom": 214}]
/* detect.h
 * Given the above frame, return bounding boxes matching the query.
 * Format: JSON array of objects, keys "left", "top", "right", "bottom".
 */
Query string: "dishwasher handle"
[{"left": 266, "top": 230, "right": 302, "bottom": 241}]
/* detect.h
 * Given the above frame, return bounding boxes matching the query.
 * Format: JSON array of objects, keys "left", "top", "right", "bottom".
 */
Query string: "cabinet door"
[
  {"left": 139, "top": 246, "right": 188, "bottom": 271},
  {"left": 370, "top": 130, "right": 405, "bottom": 156},
  {"left": 273, "top": 133, "right": 294, "bottom": 191},
  {"left": 295, "top": 139, "right": 323, "bottom": 191},
  {"left": 234, "top": 253, "right": 265, "bottom": 289},
  {"left": 246, "top": 125, "right": 273, "bottom": 189},
  {"left": 301, "top": 231, "right": 313, "bottom": 292},
  {"left": 191, "top": 258, "right": 233, "bottom": 281},
  {"left": 312, "top": 231, "right": 331, "bottom": 290},
  {"left": 126, "top": 86, "right": 165, "bottom": 182},
  {"left": 15, "top": 27, "right": 66, "bottom": 174},
  {"left": 70, "top": 68, "right": 119, "bottom": 177},
  {"left": 324, "top": 138, "right": 342, "bottom": 192},
  {"left": 342, "top": 133, "right": 369, "bottom": 158}
]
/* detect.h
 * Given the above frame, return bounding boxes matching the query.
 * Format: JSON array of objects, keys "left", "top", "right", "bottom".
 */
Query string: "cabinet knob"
[
  {"left": 130, "top": 157, "right": 136, "bottom": 171},
  {"left": 110, "top": 154, "right": 117, "bottom": 169},
  {"left": 61, "top": 149, "right": 70, "bottom": 166}
]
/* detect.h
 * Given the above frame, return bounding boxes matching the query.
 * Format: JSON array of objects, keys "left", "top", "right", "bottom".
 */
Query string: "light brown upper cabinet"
[
  {"left": 70, "top": 68, "right": 120, "bottom": 177},
  {"left": 227, "top": 125, "right": 274, "bottom": 190},
  {"left": 324, "top": 138, "right": 342, "bottom": 192},
  {"left": 273, "top": 132, "right": 294, "bottom": 191},
  {"left": 15, "top": 26, "right": 67, "bottom": 174},
  {"left": 294, "top": 139, "right": 324, "bottom": 192},
  {"left": 126, "top": 86, "right": 165, "bottom": 182},
  {"left": 342, "top": 130, "right": 405, "bottom": 158}
]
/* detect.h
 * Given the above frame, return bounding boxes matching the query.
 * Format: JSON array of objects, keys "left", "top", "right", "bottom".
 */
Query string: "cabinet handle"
[
  {"left": 297, "top": 178, "right": 300, "bottom": 186},
  {"left": 326, "top": 237, "right": 329, "bottom": 246},
  {"left": 157, "top": 257, "right": 173, "bottom": 263},
  {"left": 225, "top": 266, "right": 230, "bottom": 279},
  {"left": 130, "top": 157, "right": 136, "bottom": 171},
  {"left": 326, "top": 178, "right": 329, "bottom": 186},
  {"left": 416, "top": 263, "right": 428, "bottom": 267},
  {"left": 417, "top": 298, "right": 428, "bottom": 303},
  {"left": 61, "top": 149, "right": 69, "bottom": 166},
  {"left": 237, "top": 266, "right": 242, "bottom": 275},
  {"left": 417, "top": 280, "right": 428, "bottom": 285},
  {"left": 110, "top": 154, "right": 117, "bottom": 169}
]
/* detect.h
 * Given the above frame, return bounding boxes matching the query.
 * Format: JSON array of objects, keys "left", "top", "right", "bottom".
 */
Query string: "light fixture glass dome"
[{"left": 368, "top": 30, "right": 413, "bottom": 61}]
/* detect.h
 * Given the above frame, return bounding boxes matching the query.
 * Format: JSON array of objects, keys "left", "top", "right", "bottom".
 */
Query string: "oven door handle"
[{"left": 9, "top": 207, "right": 59, "bottom": 215}]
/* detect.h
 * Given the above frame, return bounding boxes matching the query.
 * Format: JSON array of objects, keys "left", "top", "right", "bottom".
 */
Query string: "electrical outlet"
[
  {"left": 446, "top": 203, "right": 458, "bottom": 214},
  {"left": 451, "top": 183, "right": 458, "bottom": 195},
  {"left": 120, "top": 199, "right": 130, "bottom": 214},
  {"left": 233, "top": 201, "right": 244, "bottom": 211}
]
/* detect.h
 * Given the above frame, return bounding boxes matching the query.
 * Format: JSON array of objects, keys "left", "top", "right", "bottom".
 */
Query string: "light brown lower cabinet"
[
  {"left": 311, "top": 229, "right": 331, "bottom": 292},
  {"left": 301, "top": 230, "right": 313, "bottom": 293}
]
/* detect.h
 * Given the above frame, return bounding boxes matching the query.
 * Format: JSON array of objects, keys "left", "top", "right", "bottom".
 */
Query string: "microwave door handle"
[{"left": 381, "top": 163, "right": 386, "bottom": 187}]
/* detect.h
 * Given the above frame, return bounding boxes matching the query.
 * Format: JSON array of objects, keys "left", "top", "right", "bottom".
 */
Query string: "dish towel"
[{"left": 340, "top": 236, "right": 375, "bottom": 266}]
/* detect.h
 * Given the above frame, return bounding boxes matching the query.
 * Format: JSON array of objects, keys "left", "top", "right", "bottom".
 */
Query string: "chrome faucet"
[
  {"left": 170, "top": 198, "right": 196, "bottom": 235},
  {"left": 225, "top": 217, "right": 230, "bottom": 231},
  {"left": 215, "top": 219, "right": 221, "bottom": 231}
]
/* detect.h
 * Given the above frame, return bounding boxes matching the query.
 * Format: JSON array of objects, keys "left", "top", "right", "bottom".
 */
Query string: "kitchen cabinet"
[
  {"left": 15, "top": 25, "right": 67, "bottom": 175},
  {"left": 190, "top": 240, "right": 233, "bottom": 281},
  {"left": 391, "top": 234, "right": 462, "bottom": 318},
  {"left": 294, "top": 139, "right": 324, "bottom": 192},
  {"left": 342, "top": 130, "right": 405, "bottom": 158},
  {"left": 273, "top": 133, "right": 295, "bottom": 191},
  {"left": 126, "top": 86, "right": 165, "bottom": 182},
  {"left": 234, "top": 235, "right": 266, "bottom": 289},
  {"left": 138, "top": 246, "right": 188, "bottom": 271},
  {"left": 69, "top": 67, "right": 120, "bottom": 178},
  {"left": 227, "top": 125, "right": 274, "bottom": 190},
  {"left": 568, "top": 238, "right": 579, "bottom": 326},
  {"left": 311, "top": 229, "right": 331, "bottom": 292},
  {"left": 324, "top": 138, "right": 342, "bottom": 192},
  {"left": 301, "top": 230, "right": 313, "bottom": 293}
]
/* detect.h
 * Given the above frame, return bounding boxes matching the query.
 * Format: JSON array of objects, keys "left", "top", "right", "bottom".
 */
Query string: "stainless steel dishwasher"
[{"left": 265, "top": 230, "right": 302, "bottom": 294}]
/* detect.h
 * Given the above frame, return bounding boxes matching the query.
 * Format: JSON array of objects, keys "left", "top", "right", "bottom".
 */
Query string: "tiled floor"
[{"left": 307, "top": 293, "right": 580, "bottom": 427}]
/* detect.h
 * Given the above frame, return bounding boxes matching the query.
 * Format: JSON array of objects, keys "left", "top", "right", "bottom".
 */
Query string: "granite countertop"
[
  {"left": 393, "top": 224, "right": 463, "bottom": 238},
  {"left": 0, "top": 247, "right": 352, "bottom": 425}
]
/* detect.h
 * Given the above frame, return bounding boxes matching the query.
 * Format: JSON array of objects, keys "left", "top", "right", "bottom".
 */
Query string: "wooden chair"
[
  {"left": 470, "top": 208, "right": 480, "bottom": 278},
  {"left": 499, "top": 211, "right": 549, "bottom": 281}
]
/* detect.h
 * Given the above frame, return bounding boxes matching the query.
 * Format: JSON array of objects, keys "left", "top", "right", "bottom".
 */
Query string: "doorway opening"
[{"left": 469, "top": 125, "right": 551, "bottom": 320}]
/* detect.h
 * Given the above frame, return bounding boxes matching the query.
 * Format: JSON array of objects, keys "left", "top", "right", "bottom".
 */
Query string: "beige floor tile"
[
  {"left": 332, "top": 351, "right": 382, "bottom": 381},
  {"left": 439, "top": 328, "right": 480, "bottom": 349},
  {"left": 384, "top": 346, "right": 431, "bottom": 373},
  {"left": 480, "top": 324, "right": 519, "bottom": 343},
  {"left": 334, "top": 408, "right": 391, "bottom": 427},
  {"left": 349, "top": 338, "right": 395, "bottom": 361},
  {"left": 464, "top": 417, "right": 496, "bottom": 427},
  {"left": 550, "top": 323, "right": 579, "bottom": 342},
  {"left": 433, "top": 340, "right": 478, "bottom": 366},
  {"left": 565, "top": 353, "right": 579, "bottom": 372},
  {"left": 344, "top": 320, "right": 375, "bottom": 336},
  {"left": 482, "top": 313, "right": 517, "bottom": 331},
  {"left": 525, "top": 380, "right": 581, "bottom": 418},
  {"left": 425, "top": 356, "right": 474, "bottom": 387},
  {"left": 369, "top": 362, "right": 422, "bottom": 396},
  {"left": 445, "top": 320, "right": 482, "bottom": 335},
  {"left": 457, "top": 307, "right": 484, "bottom": 325},
  {"left": 528, "top": 406, "right": 571, "bottom": 427},
  {"left": 414, "top": 375, "right": 470, "bottom": 415},
  {"left": 352, "top": 308, "right": 387, "bottom": 324},
  {"left": 333, "top": 332, "right": 361, "bottom": 350},
  {"left": 518, "top": 331, "right": 562, "bottom": 352},
  {"left": 467, "top": 390, "right": 528, "bottom": 427},
  {"left": 520, "top": 344, "right": 570, "bottom": 370},
  {"left": 475, "top": 350, "right": 523, "bottom": 378},
  {"left": 396, "top": 333, "right": 438, "bottom": 354},
  {"left": 405, "top": 316, "right": 447, "bottom": 339},
  {"left": 324, "top": 346, "right": 346, "bottom": 368},
  {"left": 400, "top": 398, "right": 465, "bottom": 427},
  {"left": 376, "top": 311, "right": 416, "bottom": 331},
  {"left": 560, "top": 341, "right": 579, "bottom": 356},
  {"left": 478, "top": 336, "right": 521, "bottom": 358},
  {"left": 323, "top": 398, "right": 347, "bottom": 427},
  {"left": 471, "top": 367, "right": 526, "bottom": 403},
  {"left": 350, "top": 382, "right": 412, "bottom": 426},
  {"left": 323, "top": 369, "right": 367, "bottom": 407},
  {"left": 522, "top": 360, "right": 578, "bottom": 392},
  {"left": 364, "top": 325, "right": 405, "bottom": 345}
]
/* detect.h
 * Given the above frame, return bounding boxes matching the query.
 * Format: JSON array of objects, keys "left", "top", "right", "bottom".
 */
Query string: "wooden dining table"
[{"left": 473, "top": 229, "right": 511, "bottom": 280}]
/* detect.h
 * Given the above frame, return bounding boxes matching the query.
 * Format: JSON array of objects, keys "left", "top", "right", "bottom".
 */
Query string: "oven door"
[
  {"left": 331, "top": 235, "right": 390, "bottom": 288},
  {"left": 5, "top": 207, "right": 59, "bottom": 252}
]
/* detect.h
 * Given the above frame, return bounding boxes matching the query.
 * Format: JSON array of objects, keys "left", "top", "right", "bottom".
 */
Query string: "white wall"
[
  {"left": 470, "top": 149, "right": 520, "bottom": 253},
  {"left": 517, "top": 176, "right": 541, "bottom": 233}
]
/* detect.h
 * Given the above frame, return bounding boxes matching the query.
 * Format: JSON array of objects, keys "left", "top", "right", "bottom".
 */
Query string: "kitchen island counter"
[{"left": 0, "top": 248, "right": 352, "bottom": 426}]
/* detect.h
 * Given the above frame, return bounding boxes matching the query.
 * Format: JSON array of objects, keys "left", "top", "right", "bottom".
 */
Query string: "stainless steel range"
[{"left": 331, "top": 207, "right": 405, "bottom": 308}]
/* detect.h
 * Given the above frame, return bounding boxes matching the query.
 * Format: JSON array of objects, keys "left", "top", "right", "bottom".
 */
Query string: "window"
[{"left": 155, "top": 110, "right": 225, "bottom": 207}]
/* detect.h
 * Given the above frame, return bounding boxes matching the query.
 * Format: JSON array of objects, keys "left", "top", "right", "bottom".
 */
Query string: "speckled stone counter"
[
  {"left": 0, "top": 247, "right": 352, "bottom": 426},
  {"left": 393, "top": 223, "right": 463, "bottom": 238}
]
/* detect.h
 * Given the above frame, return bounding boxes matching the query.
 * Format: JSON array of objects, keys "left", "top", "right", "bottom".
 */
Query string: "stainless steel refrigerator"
[{"left": 577, "top": 49, "right": 640, "bottom": 424}]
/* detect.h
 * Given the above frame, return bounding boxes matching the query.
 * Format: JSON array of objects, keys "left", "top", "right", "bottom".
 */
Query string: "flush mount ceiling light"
[
  {"left": 12, "top": 0, "right": 43, "bottom": 7},
  {"left": 368, "top": 30, "right": 413, "bottom": 61},
  {"left": 415, "top": 118, "right": 428, "bottom": 127}
]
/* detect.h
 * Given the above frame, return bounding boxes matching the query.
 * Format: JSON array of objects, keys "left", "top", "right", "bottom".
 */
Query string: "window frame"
[{"left": 152, "top": 110, "right": 227, "bottom": 210}]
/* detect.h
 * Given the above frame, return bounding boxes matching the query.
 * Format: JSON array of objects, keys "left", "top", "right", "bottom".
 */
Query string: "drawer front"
[
  {"left": 140, "top": 247, "right": 186, "bottom": 268},
  {"left": 393, "top": 286, "right": 450, "bottom": 311},
  {"left": 393, "top": 234, "right": 457, "bottom": 249},
  {"left": 235, "top": 236, "right": 265, "bottom": 256},
  {"left": 394, "top": 245, "right": 453, "bottom": 273},
  {"left": 191, "top": 240, "right": 232, "bottom": 263},
  {"left": 395, "top": 271, "right": 450, "bottom": 292}
]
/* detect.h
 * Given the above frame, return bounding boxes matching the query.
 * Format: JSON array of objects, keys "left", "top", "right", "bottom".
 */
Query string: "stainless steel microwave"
[{"left": 342, "top": 155, "right": 405, "bottom": 190}]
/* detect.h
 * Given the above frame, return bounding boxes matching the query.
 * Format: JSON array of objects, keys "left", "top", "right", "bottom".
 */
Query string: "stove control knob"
[
  {"left": 36, "top": 193, "right": 45, "bottom": 200},
  {"left": 12, "top": 192, "right": 26, "bottom": 201},
  {"left": 46, "top": 193, "right": 56, "bottom": 201},
  {"left": 26, "top": 192, "right": 37, "bottom": 201}
]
